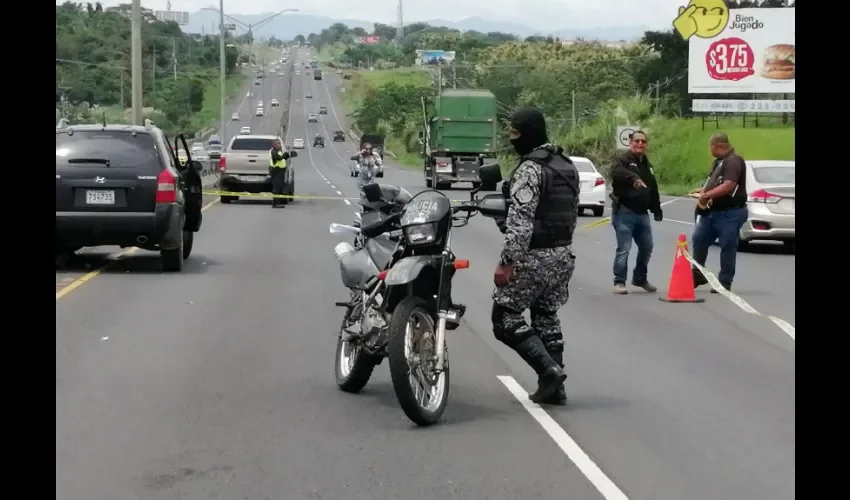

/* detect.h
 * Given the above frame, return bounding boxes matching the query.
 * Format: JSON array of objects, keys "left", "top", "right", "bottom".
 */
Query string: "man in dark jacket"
[
  {"left": 269, "top": 139, "right": 290, "bottom": 208},
  {"left": 609, "top": 130, "right": 663, "bottom": 294}
]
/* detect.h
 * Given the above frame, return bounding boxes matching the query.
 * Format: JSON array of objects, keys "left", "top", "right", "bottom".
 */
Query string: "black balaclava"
[{"left": 509, "top": 107, "right": 549, "bottom": 157}]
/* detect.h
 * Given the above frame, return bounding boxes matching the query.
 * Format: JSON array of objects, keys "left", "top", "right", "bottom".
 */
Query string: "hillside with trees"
[
  {"left": 56, "top": 1, "right": 245, "bottom": 134},
  {"left": 298, "top": 0, "right": 795, "bottom": 191}
]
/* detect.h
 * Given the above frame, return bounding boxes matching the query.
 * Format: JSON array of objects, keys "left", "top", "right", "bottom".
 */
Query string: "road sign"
[
  {"left": 155, "top": 10, "right": 189, "bottom": 25},
  {"left": 225, "top": 23, "right": 237, "bottom": 31},
  {"left": 615, "top": 125, "right": 638, "bottom": 150}
]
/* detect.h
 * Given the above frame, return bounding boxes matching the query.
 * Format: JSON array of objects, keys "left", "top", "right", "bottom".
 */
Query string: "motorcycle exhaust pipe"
[{"left": 136, "top": 235, "right": 148, "bottom": 244}]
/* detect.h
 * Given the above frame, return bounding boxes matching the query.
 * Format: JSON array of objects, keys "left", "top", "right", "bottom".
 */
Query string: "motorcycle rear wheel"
[{"left": 387, "top": 296, "right": 450, "bottom": 426}]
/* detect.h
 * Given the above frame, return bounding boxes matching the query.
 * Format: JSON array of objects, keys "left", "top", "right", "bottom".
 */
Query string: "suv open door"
[{"left": 166, "top": 134, "right": 204, "bottom": 232}]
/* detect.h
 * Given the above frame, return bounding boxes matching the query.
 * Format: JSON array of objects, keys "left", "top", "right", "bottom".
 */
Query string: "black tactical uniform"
[{"left": 493, "top": 108, "right": 579, "bottom": 404}]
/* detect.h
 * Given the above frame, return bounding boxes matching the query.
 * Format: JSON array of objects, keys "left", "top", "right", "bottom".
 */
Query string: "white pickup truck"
[{"left": 218, "top": 135, "right": 298, "bottom": 204}]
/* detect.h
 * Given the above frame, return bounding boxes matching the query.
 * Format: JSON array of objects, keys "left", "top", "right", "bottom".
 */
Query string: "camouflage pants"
[
  {"left": 491, "top": 246, "right": 576, "bottom": 362},
  {"left": 357, "top": 164, "right": 375, "bottom": 191}
]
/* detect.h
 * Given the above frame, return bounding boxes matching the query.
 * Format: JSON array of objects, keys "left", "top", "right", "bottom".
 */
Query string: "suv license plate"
[
  {"left": 238, "top": 175, "right": 262, "bottom": 182},
  {"left": 86, "top": 190, "right": 115, "bottom": 205}
]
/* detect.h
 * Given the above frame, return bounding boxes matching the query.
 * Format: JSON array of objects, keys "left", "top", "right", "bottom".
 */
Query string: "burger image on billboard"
[{"left": 760, "top": 44, "right": 795, "bottom": 80}]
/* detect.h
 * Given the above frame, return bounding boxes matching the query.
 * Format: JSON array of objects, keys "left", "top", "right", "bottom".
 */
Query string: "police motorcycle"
[{"left": 329, "top": 164, "right": 506, "bottom": 426}]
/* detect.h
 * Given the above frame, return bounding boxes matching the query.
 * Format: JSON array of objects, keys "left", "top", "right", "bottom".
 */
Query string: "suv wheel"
[
  {"left": 162, "top": 232, "right": 184, "bottom": 272},
  {"left": 182, "top": 231, "right": 194, "bottom": 259}
]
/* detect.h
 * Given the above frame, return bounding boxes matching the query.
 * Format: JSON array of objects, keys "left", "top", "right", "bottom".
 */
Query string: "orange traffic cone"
[{"left": 659, "top": 233, "right": 705, "bottom": 303}]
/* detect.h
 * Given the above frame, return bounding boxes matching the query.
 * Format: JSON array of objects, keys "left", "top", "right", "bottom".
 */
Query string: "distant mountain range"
[{"left": 184, "top": 11, "right": 651, "bottom": 42}]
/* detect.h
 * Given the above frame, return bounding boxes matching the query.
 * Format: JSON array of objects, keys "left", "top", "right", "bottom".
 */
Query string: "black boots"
[
  {"left": 513, "top": 335, "right": 567, "bottom": 404},
  {"left": 538, "top": 349, "right": 567, "bottom": 405}
]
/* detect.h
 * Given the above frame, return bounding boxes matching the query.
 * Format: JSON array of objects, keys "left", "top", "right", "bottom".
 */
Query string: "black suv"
[
  {"left": 333, "top": 130, "right": 346, "bottom": 142},
  {"left": 55, "top": 123, "right": 204, "bottom": 272}
]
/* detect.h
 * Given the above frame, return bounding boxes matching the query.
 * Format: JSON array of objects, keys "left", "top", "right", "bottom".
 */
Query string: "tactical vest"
[
  {"left": 269, "top": 150, "right": 286, "bottom": 168},
  {"left": 514, "top": 145, "right": 580, "bottom": 249}
]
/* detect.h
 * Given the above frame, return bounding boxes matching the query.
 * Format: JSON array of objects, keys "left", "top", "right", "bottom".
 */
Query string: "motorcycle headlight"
[{"left": 403, "top": 222, "right": 437, "bottom": 246}]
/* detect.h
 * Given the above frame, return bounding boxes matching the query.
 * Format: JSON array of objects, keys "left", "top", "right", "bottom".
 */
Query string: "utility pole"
[
  {"left": 396, "top": 0, "right": 404, "bottom": 41},
  {"left": 218, "top": 0, "right": 226, "bottom": 144},
  {"left": 152, "top": 48, "right": 157, "bottom": 97},
  {"left": 437, "top": 66, "right": 443, "bottom": 93},
  {"left": 172, "top": 38, "right": 177, "bottom": 81},
  {"left": 120, "top": 71, "right": 125, "bottom": 112},
  {"left": 452, "top": 65, "right": 456, "bottom": 89},
  {"left": 655, "top": 79, "right": 660, "bottom": 115},
  {"left": 571, "top": 90, "right": 576, "bottom": 129},
  {"left": 130, "top": 0, "right": 143, "bottom": 125}
]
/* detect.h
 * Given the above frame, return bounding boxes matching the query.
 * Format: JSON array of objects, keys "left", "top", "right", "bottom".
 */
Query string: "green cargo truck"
[{"left": 419, "top": 89, "right": 498, "bottom": 189}]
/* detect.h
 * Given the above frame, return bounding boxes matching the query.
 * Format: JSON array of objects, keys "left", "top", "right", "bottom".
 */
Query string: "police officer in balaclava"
[{"left": 491, "top": 107, "right": 580, "bottom": 405}]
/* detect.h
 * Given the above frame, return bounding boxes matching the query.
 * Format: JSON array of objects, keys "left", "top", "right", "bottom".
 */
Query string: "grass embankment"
[
  {"left": 96, "top": 72, "right": 246, "bottom": 137},
  {"left": 560, "top": 98, "right": 795, "bottom": 194},
  {"left": 339, "top": 68, "right": 432, "bottom": 165},
  {"left": 317, "top": 43, "right": 345, "bottom": 63},
  {"left": 341, "top": 71, "right": 794, "bottom": 194}
]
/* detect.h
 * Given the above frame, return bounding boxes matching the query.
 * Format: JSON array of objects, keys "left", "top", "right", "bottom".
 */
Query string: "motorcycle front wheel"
[
  {"left": 387, "top": 296, "right": 450, "bottom": 426},
  {"left": 335, "top": 300, "right": 380, "bottom": 393}
]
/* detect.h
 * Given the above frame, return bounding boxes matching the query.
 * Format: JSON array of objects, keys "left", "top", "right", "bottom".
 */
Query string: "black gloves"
[{"left": 653, "top": 210, "right": 663, "bottom": 222}]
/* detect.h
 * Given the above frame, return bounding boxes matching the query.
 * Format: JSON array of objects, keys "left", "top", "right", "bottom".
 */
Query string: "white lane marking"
[
  {"left": 682, "top": 249, "right": 796, "bottom": 340},
  {"left": 664, "top": 218, "right": 694, "bottom": 225},
  {"left": 660, "top": 198, "right": 683, "bottom": 207},
  {"left": 344, "top": 199, "right": 351, "bottom": 205},
  {"left": 497, "top": 376, "right": 630, "bottom": 500},
  {"left": 335, "top": 190, "right": 343, "bottom": 196}
]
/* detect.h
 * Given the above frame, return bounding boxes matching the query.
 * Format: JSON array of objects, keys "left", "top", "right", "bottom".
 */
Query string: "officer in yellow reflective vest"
[{"left": 269, "top": 138, "right": 291, "bottom": 208}]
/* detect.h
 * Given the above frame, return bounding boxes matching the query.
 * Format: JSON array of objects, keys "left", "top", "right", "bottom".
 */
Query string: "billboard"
[
  {"left": 674, "top": 5, "right": 794, "bottom": 94},
  {"left": 415, "top": 50, "right": 456, "bottom": 66},
  {"left": 353, "top": 35, "right": 381, "bottom": 45},
  {"left": 155, "top": 10, "right": 189, "bottom": 25}
]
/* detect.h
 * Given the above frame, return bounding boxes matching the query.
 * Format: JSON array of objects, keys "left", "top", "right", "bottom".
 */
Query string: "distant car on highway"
[
  {"left": 55, "top": 123, "right": 203, "bottom": 272},
  {"left": 319, "top": 106, "right": 328, "bottom": 115},
  {"left": 296, "top": 70, "right": 301, "bottom": 75},
  {"left": 240, "top": 126, "right": 251, "bottom": 135},
  {"left": 740, "top": 160, "right": 795, "bottom": 249},
  {"left": 308, "top": 113, "right": 318, "bottom": 123},
  {"left": 256, "top": 107, "right": 264, "bottom": 117},
  {"left": 231, "top": 112, "right": 240, "bottom": 121},
  {"left": 254, "top": 80, "right": 261, "bottom": 85},
  {"left": 271, "top": 99, "right": 280, "bottom": 107},
  {"left": 292, "top": 138, "right": 305, "bottom": 149},
  {"left": 258, "top": 100, "right": 263, "bottom": 107},
  {"left": 333, "top": 130, "right": 346, "bottom": 142},
  {"left": 570, "top": 156, "right": 606, "bottom": 217},
  {"left": 207, "top": 143, "right": 222, "bottom": 160},
  {"left": 219, "top": 134, "right": 298, "bottom": 205},
  {"left": 306, "top": 93, "right": 312, "bottom": 99}
]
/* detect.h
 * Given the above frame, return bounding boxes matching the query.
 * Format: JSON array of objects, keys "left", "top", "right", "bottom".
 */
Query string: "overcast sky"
[{"left": 57, "top": 0, "right": 683, "bottom": 30}]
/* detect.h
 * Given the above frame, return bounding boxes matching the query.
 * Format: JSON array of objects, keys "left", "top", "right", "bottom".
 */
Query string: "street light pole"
[
  {"left": 219, "top": 0, "right": 226, "bottom": 144},
  {"left": 130, "top": 0, "right": 143, "bottom": 125},
  {"left": 208, "top": 6, "right": 297, "bottom": 144}
]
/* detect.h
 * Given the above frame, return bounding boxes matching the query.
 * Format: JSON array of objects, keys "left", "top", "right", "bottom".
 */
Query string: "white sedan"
[
  {"left": 256, "top": 107, "right": 264, "bottom": 117},
  {"left": 240, "top": 126, "right": 251, "bottom": 135},
  {"left": 271, "top": 99, "right": 280, "bottom": 107},
  {"left": 570, "top": 156, "right": 606, "bottom": 217},
  {"left": 231, "top": 112, "right": 239, "bottom": 120},
  {"left": 292, "top": 139, "right": 305, "bottom": 149}
]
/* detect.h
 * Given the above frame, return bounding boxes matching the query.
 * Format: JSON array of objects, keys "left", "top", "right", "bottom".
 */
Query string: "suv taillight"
[
  {"left": 219, "top": 156, "right": 226, "bottom": 172},
  {"left": 156, "top": 169, "right": 177, "bottom": 204}
]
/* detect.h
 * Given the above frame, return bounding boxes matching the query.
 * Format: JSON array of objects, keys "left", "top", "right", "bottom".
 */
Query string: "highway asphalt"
[{"left": 56, "top": 48, "right": 795, "bottom": 500}]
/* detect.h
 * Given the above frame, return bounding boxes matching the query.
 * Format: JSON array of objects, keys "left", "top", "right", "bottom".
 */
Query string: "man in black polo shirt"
[
  {"left": 690, "top": 132, "right": 749, "bottom": 292},
  {"left": 609, "top": 130, "right": 663, "bottom": 294}
]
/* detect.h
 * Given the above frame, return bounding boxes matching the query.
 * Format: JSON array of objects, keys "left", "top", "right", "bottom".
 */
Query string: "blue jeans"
[
  {"left": 691, "top": 207, "right": 748, "bottom": 284},
  {"left": 612, "top": 207, "right": 653, "bottom": 284}
]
